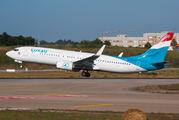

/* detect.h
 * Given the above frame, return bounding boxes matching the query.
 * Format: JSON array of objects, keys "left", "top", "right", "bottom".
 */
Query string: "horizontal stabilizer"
[
  {"left": 165, "top": 63, "right": 173, "bottom": 65},
  {"left": 151, "top": 61, "right": 171, "bottom": 66}
]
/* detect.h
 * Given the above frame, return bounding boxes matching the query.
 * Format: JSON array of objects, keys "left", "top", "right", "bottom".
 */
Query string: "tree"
[
  {"left": 104, "top": 41, "right": 111, "bottom": 46},
  {"left": 80, "top": 40, "right": 91, "bottom": 45},
  {"left": 145, "top": 42, "right": 152, "bottom": 49},
  {"left": 55, "top": 39, "right": 63, "bottom": 45},
  {"left": 171, "top": 38, "right": 177, "bottom": 46},
  {"left": 2, "top": 32, "right": 11, "bottom": 46},
  {"left": 40, "top": 40, "right": 49, "bottom": 45},
  {"left": 91, "top": 39, "right": 103, "bottom": 45},
  {"left": 72, "top": 42, "right": 79, "bottom": 45}
]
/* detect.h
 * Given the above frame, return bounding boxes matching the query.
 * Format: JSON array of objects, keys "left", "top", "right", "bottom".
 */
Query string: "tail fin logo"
[{"left": 154, "top": 32, "right": 174, "bottom": 45}]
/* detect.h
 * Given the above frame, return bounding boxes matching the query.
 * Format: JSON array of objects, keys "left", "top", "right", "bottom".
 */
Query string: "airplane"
[{"left": 6, "top": 32, "right": 174, "bottom": 77}]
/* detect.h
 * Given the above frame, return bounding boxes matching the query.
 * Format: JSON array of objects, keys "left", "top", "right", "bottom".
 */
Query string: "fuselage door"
[{"left": 23, "top": 48, "right": 28, "bottom": 56}]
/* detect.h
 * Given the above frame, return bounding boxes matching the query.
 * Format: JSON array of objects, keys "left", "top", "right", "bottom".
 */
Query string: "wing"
[{"left": 73, "top": 45, "right": 106, "bottom": 70}]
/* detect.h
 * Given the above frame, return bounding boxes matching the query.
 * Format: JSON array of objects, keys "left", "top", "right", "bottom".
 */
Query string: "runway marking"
[
  {"left": 2, "top": 100, "right": 179, "bottom": 108},
  {"left": 0, "top": 95, "right": 88, "bottom": 100},
  {"left": 72, "top": 104, "right": 114, "bottom": 108},
  {"left": 0, "top": 100, "right": 96, "bottom": 105},
  {"left": 135, "top": 80, "right": 147, "bottom": 82}
]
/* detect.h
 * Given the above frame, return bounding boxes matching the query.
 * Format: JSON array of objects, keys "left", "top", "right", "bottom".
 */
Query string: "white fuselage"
[{"left": 6, "top": 46, "right": 146, "bottom": 73}]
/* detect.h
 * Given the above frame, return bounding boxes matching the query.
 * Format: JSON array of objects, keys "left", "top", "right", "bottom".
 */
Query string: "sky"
[{"left": 0, "top": 0, "right": 179, "bottom": 42}]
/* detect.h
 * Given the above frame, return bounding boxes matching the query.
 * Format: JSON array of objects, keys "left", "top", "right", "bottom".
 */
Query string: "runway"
[{"left": 0, "top": 78, "right": 179, "bottom": 113}]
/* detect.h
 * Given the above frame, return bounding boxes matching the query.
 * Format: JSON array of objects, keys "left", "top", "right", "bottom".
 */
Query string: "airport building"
[{"left": 99, "top": 31, "right": 179, "bottom": 47}]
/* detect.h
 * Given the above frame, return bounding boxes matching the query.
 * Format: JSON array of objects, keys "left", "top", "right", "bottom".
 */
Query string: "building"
[{"left": 99, "top": 31, "right": 179, "bottom": 47}]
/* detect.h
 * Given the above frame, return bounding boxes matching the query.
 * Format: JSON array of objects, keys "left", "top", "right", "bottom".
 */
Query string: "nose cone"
[
  {"left": 6, "top": 51, "right": 12, "bottom": 57},
  {"left": 6, "top": 51, "right": 10, "bottom": 56}
]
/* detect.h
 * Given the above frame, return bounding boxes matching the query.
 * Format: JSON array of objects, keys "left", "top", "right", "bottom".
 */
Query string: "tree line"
[
  {"left": 0, "top": 32, "right": 36, "bottom": 46},
  {"left": 0, "top": 32, "right": 111, "bottom": 46},
  {"left": 40, "top": 38, "right": 111, "bottom": 46},
  {"left": 39, "top": 39, "right": 78, "bottom": 45}
]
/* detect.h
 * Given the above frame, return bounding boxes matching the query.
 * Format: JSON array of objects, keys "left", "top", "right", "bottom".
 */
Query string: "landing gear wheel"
[
  {"left": 20, "top": 63, "right": 23, "bottom": 68},
  {"left": 81, "top": 72, "right": 86, "bottom": 77},
  {"left": 81, "top": 71, "right": 91, "bottom": 77},
  {"left": 86, "top": 72, "right": 90, "bottom": 77}
]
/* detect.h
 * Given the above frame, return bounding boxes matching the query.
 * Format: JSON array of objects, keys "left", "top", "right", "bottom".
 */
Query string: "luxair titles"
[{"left": 31, "top": 48, "right": 48, "bottom": 53}]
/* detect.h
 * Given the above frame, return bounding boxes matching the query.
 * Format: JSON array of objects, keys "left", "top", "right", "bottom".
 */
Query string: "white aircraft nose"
[{"left": 6, "top": 51, "right": 12, "bottom": 57}]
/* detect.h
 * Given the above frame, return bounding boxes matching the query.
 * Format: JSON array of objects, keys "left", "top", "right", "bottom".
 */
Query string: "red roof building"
[{"left": 175, "top": 44, "right": 179, "bottom": 47}]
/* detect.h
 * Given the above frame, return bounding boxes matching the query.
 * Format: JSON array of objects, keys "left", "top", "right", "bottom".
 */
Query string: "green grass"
[
  {"left": 165, "top": 51, "right": 179, "bottom": 67},
  {"left": 0, "top": 111, "right": 122, "bottom": 120},
  {"left": 0, "top": 111, "right": 179, "bottom": 120},
  {"left": 148, "top": 113, "right": 179, "bottom": 120}
]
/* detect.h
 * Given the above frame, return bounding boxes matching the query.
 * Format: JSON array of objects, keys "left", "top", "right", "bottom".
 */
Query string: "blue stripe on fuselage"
[{"left": 108, "top": 55, "right": 164, "bottom": 71}]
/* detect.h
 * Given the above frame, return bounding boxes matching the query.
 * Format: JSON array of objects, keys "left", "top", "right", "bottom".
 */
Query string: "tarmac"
[{"left": 0, "top": 78, "right": 179, "bottom": 113}]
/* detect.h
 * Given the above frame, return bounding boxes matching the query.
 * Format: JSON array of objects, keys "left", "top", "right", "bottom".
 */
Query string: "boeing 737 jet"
[{"left": 6, "top": 32, "right": 174, "bottom": 77}]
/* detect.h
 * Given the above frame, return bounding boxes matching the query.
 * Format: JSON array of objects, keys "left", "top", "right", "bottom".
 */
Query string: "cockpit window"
[{"left": 14, "top": 49, "right": 19, "bottom": 51}]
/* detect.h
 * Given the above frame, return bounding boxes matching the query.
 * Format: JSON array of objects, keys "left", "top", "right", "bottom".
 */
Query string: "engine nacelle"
[{"left": 56, "top": 61, "right": 74, "bottom": 71}]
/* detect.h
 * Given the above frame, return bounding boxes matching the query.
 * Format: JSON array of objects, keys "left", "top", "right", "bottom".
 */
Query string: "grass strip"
[
  {"left": 0, "top": 109, "right": 179, "bottom": 120},
  {"left": 0, "top": 70, "right": 179, "bottom": 78}
]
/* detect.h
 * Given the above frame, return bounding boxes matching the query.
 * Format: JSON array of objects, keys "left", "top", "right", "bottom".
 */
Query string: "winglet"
[
  {"left": 118, "top": 52, "right": 123, "bottom": 57},
  {"left": 96, "top": 45, "right": 106, "bottom": 56}
]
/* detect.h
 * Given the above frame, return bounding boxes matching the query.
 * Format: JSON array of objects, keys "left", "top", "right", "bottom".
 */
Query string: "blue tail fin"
[{"left": 128, "top": 32, "right": 174, "bottom": 63}]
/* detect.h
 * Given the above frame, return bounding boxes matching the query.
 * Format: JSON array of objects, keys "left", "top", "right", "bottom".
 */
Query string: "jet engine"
[{"left": 56, "top": 61, "right": 79, "bottom": 71}]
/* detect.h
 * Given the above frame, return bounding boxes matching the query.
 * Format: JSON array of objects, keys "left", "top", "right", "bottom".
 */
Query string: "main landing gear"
[{"left": 81, "top": 70, "right": 90, "bottom": 77}]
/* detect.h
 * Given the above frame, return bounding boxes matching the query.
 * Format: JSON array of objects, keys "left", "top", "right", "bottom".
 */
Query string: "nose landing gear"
[
  {"left": 81, "top": 70, "right": 90, "bottom": 77},
  {"left": 20, "top": 63, "right": 23, "bottom": 68}
]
